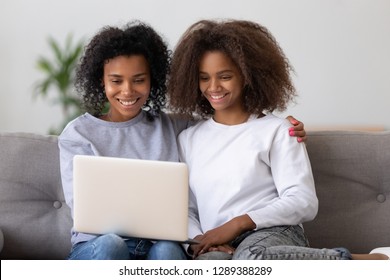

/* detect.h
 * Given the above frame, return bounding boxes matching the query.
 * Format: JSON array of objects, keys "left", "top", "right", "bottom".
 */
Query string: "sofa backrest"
[
  {"left": 304, "top": 130, "right": 390, "bottom": 253},
  {"left": 0, "top": 132, "right": 72, "bottom": 259}
]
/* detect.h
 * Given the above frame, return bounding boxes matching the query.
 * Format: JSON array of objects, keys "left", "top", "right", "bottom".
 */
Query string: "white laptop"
[{"left": 73, "top": 155, "right": 197, "bottom": 244}]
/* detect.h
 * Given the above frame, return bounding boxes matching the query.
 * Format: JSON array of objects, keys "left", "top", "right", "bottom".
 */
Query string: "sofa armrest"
[{"left": 0, "top": 227, "right": 4, "bottom": 253}]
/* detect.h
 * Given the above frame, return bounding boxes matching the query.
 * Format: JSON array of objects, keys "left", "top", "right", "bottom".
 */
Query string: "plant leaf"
[
  {"left": 48, "top": 37, "right": 63, "bottom": 64},
  {"left": 33, "top": 32, "right": 86, "bottom": 134}
]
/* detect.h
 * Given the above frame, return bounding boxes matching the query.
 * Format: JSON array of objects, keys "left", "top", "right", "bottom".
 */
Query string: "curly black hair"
[
  {"left": 75, "top": 20, "right": 170, "bottom": 116},
  {"left": 167, "top": 19, "right": 296, "bottom": 118}
]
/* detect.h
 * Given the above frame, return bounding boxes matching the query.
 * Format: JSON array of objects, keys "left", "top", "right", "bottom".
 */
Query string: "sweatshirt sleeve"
[
  {"left": 247, "top": 121, "right": 319, "bottom": 229},
  {"left": 177, "top": 129, "right": 204, "bottom": 239},
  {"left": 58, "top": 127, "right": 93, "bottom": 217}
]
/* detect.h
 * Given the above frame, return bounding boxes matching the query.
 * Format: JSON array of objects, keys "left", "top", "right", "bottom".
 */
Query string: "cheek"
[
  {"left": 103, "top": 84, "right": 113, "bottom": 96},
  {"left": 104, "top": 86, "right": 120, "bottom": 99},
  {"left": 199, "top": 82, "right": 207, "bottom": 93},
  {"left": 140, "top": 84, "right": 151, "bottom": 96}
]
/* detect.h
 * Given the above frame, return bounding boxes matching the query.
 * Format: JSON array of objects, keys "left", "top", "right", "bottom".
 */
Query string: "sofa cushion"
[
  {"left": 0, "top": 132, "right": 72, "bottom": 259},
  {"left": 304, "top": 131, "right": 390, "bottom": 253},
  {"left": 0, "top": 227, "right": 3, "bottom": 253}
]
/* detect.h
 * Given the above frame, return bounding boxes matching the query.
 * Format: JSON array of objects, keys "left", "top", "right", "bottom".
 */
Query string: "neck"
[
  {"left": 100, "top": 109, "right": 142, "bottom": 122},
  {"left": 213, "top": 110, "right": 251, "bottom": 125}
]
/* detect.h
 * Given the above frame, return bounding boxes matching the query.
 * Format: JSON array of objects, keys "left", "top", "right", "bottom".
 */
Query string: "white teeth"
[
  {"left": 210, "top": 94, "right": 226, "bottom": 100},
  {"left": 118, "top": 99, "right": 137, "bottom": 106}
]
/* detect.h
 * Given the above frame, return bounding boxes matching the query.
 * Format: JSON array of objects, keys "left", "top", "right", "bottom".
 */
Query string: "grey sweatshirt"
[{"left": 58, "top": 111, "right": 189, "bottom": 246}]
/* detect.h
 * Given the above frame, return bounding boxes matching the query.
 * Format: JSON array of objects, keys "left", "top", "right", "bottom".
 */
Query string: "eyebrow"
[
  {"left": 199, "top": 70, "right": 235, "bottom": 75},
  {"left": 107, "top": 73, "right": 148, "bottom": 78}
]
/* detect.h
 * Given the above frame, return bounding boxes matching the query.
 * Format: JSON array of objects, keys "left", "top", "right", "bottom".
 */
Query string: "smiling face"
[
  {"left": 102, "top": 55, "right": 151, "bottom": 122},
  {"left": 199, "top": 51, "right": 248, "bottom": 124}
]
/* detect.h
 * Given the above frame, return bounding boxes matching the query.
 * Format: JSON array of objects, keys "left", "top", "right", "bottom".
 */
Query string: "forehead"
[
  {"left": 199, "top": 51, "right": 238, "bottom": 72},
  {"left": 104, "top": 55, "right": 150, "bottom": 74}
]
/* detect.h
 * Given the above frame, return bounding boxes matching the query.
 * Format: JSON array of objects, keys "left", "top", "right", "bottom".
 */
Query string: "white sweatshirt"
[{"left": 178, "top": 114, "right": 318, "bottom": 239}]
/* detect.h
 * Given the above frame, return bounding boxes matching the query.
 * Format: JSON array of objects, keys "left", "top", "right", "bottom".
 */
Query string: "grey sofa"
[{"left": 0, "top": 131, "right": 389, "bottom": 259}]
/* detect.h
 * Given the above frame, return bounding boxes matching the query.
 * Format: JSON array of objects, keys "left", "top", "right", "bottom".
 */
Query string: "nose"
[
  {"left": 121, "top": 81, "right": 132, "bottom": 95},
  {"left": 208, "top": 78, "right": 220, "bottom": 91}
]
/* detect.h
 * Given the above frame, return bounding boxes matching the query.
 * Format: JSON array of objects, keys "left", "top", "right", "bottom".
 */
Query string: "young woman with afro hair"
[{"left": 168, "top": 19, "right": 388, "bottom": 260}]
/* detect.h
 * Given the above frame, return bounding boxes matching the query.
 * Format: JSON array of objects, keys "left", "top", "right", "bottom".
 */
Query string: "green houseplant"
[{"left": 33, "top": 34, "right": 85, "bottom": 135}]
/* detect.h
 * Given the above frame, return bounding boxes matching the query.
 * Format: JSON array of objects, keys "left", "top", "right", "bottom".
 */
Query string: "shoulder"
[
  {"left": 59, "top": 113, "right": 100, "bottom": 143},
  {"left": 59, "top": 114, "right": 87, "bottom": 137},
  {"left": 248, "top": 114, "right": 290, "bottom": 131},
  {"left": 246, "top": 114, "right": 294, "bottom": 145},
  {"left": 157, "top": 111, "right": 176, "bottom": 125},
  {"left": 150, "top": 111, "right": 178, "bottom": 131},
  {"left": 178, "top": 118, "right": 208, "bottom": 138},
  {"left": 258, "top": 113, "right": 290, "bottom": 125}
]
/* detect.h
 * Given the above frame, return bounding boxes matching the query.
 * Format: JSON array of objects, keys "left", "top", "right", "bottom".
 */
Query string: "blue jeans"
[
  {"left": 196, "top": 225, "right": 352, "bottom": 260},
  {"left": 68, "top": 233, "right": 187, "bottom": 260}
]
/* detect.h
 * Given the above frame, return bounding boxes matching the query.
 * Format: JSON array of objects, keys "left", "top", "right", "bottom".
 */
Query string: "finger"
[
  {"left": 291, "top": 129, "right": 306, "bottom": 137},
  {"left": 206, "top": 243, "right": 235, "bottom": 253},
  {"left": 217, "top": 245, "right": 234, "bottom": 255},
  {"left": 197, "top": 239, "right": 216, "bottom": 255},
  {"left": 208, "top": 246, "right": 218, "bottom": 252},
  {"left": 298, "top": 135, "right": 307, "bottom": 143},
  {"left": 289, "top": 124, "right": 303, "bottom": 134},
  {"left": 289, "top": 130, "right": 307, "bottom": 143},
  {"left": 193, "top": 243, "right": 211, "bottom": 257},
  {"left": 192, "top": 244, "right": 204, "bottom": 258},
  {"left": 286, "top": 115, "right": 299, "bottom": 125},
  {"left": 290, "top": 121, "right": 304, "bottom": 130}
]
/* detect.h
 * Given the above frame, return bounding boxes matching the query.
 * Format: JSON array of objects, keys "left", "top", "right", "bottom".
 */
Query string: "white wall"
[{"left": 1, "top": 0, "right": 389, "bottom": 134}]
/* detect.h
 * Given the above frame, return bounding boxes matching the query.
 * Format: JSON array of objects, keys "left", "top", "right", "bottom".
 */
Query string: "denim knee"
[
  {"left": 94, "top": 233, "right": 129, "bottom": 259},
  {"left": 148, "top": 241, "right": 187, "bottom": 260},
  {"left": 69, "top": 233, "right": 129, "bottom": 260}
]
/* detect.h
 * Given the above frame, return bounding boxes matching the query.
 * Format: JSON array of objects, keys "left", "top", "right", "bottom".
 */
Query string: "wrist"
[{"left": 233, "top": 214, "right": 256, "bottom": 232}]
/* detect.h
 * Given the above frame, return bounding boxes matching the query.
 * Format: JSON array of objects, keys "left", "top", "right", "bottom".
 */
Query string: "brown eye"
[
  {"left": 220, "top": 75, "right": 232, "bottom": 80},
  {"left": 134, "top": 79, "right": 145, "bottom": 84}
]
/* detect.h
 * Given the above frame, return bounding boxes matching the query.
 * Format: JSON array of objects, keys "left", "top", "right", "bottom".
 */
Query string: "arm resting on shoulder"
[{"left": 286, "top": 115, "right": 307, "bottom": 142}]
